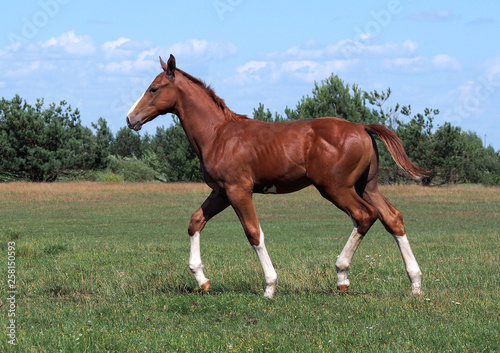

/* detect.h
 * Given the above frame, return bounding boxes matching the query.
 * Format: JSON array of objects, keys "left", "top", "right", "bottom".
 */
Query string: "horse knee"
[
  {"left": 391, "top": 210, "right": 406, "bottom": 236},
  {"left": 188, "top": 208, "right": 205, "bottom": 236},
  {"left": 244, "top": 225, "right": 262, "bottom": 247},
  {"left": 352, "top": 208, "right": 378, "bottom": 235},
  {"left": 382, "top": 209, "right": 406, "bottom": 236}
]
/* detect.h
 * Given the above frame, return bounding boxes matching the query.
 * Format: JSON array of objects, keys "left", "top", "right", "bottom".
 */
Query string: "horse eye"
[{"left": 150, "top": 87, "right": 159, "bottom": 93}]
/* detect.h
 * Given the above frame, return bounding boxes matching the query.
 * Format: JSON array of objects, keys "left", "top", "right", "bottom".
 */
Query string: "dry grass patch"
[
  {"left": 0, "top": 182, "right": 211, "bottom": 203},
  {"left": 0, "top": 181, "right": 211, "bottom": 194}
]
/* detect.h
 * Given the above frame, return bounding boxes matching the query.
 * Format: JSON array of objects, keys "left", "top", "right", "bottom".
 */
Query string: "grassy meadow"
[{"left": 0, "top": 182, "right": 499, "bottom": 352}]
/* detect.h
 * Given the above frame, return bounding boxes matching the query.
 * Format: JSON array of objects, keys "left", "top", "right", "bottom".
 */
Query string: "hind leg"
[
  {"left": 363, "top": 184, "right": 422, "bottom": 295},
  {"left": 336, "top": 221, "right": 366, "bottom": 292},
  {"left": 315, "top": 184, "right": 379, "bottom": 293}
]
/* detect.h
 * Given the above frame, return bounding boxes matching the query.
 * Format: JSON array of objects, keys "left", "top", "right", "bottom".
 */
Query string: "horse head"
[{"left": 126, "top": 54, "right": 178, "bottom": 131}]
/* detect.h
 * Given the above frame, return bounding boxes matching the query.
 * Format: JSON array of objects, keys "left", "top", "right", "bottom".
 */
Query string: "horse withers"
[{"left": 126, "top": 55, "right": 428, "bottom": 298}]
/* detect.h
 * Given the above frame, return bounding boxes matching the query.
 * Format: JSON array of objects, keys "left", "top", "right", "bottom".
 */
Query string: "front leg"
[
  {"left": 189, "top": 231, "right": 210, "bottom": 290},
  {"left": 226, "top": 187, "right": 278, "bottom": 298},
  {"left": 254, "top": 225, "right": 278, "bottom": 298},
  {"left": 188, "top": 190, "right": 230, "bottom": 291}
]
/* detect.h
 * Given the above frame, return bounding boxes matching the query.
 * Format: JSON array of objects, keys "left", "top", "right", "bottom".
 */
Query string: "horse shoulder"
[{"left": 201, "top": 121, "right": 257, "bottom": 176}]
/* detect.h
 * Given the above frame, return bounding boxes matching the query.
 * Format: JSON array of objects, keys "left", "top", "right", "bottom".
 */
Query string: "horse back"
[{"left": 202, "top": 117, "right": 373, "bottom": 193}]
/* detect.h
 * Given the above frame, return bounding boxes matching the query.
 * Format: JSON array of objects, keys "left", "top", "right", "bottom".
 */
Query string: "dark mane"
[{"left": 177, "top": 69, "right": 249, "bottom": 122}]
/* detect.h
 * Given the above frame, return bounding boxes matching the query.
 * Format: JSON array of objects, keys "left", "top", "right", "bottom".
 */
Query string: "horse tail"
[{"left": 365, "top": 124, "right": 431, "bottom": 180}]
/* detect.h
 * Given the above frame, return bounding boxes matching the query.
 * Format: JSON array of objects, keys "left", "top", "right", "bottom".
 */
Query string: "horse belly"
[
  {"left": 254, "top": 178, "right": 312, "bottom": 194},
  {"left": 252, "top": 159, "right": 311, "bottom": 194}
]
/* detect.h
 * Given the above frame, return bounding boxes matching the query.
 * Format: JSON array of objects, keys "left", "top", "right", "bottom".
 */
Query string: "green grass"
[{"left": 1, "top": 183, "right": 499, "bottom": 352}]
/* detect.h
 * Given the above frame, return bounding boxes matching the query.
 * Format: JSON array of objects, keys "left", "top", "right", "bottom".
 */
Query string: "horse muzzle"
[{"left": 126, "top": 116, "right": 142, "bottom": 131}]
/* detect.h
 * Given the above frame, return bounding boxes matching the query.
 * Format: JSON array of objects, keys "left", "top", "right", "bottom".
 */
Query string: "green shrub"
[
  {"left": 95, "top": 169, "right": 125, "bottom": 182},
  {"left": 109, "top": 156, "right": 156, "bottom": 182}
]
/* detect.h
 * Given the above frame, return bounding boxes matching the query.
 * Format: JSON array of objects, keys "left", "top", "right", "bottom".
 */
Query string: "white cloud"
[
  {"left": 102, "top": 37, "right": 130, "bottom": 52},
  {"left": 102, "top": 37, "right": 132, "bottom": 59},
  {"left": 98, "top": 38, "right": 239, "bottom": 75},
  {"left": 167, "top": 39, "right": 237, "bottom": 60},
  {"left": 0, "top": 33, "right": 240, "bottom": 83},
  {"left": 230, "top": 61, "right": 276, "bottom": 85},
  {"left": 432, "top": 54, "right": 461, "bottom": 71},
  {"left": 456, "top": 81, "right": 476, "bottom": 101},
  {"left": 281, "top": 60, "right": 316, "bottom": 73},
  {"left": 279, "top": 59, "right": 358, "bottom": 83},
  {"left": 484, "top": 56, "right": 500, "bottom": 83},
  {"left": 5, "top": 61, "right": 41, "bottom": 77},
  {"left": 230, "top": 38, "right": 421, "bottom": 85},
  {"left": 383, "top": 56, "right": 426, "bottom": 73},
  {"left": 234, "top": 38, "right": 421, "bottom": 85},
  {"left": 237, "top": 61, "right": 274, "bottom": 74},
  {"left": 441, "top": 57, "right": 500, "bottom": 125},
  {"left": 324, "top": 60, "right": 359, "bottom": 73},
  {"left": 402, "top": 40, "right": 419, "bottom": 53},
  {"left": 100, "top": 60, "right": 133, "bottom": 74},
  {"left": 284, "top": 45, "right": 324, "bottom": 60},
  {"left": 40, "top": 31, "right": 96, "bottom": 55},
  {"left": 322, "top": 38, "right": 419, "bottom": 60},
  {"left": 383, "top": 54, "right": 461, "bottom": 74},
  {"left": 101, "top": 49, "right": 157, "bottom": 74},
  {"left": 231, "top": 56, "right": 359, "bottom": 86}
]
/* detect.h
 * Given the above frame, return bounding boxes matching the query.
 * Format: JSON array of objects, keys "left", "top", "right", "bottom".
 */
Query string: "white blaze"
[{"left": 127, "top": 92, "right": 145, "bottom": 117}]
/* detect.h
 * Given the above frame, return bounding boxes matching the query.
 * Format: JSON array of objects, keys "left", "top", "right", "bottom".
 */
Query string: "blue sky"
[{"left": 1, "top": 0, "right": 500, "bottom": 150}]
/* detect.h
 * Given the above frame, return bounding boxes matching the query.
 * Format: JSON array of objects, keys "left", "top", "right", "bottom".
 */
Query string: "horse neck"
[{"left": 175, "top": 76, "right": 227, "bottom": 157}]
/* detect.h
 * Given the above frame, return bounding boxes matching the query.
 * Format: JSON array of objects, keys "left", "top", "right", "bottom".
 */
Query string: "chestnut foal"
[{"left": 127, "top": 55, "right": 428, "bottom": 297}]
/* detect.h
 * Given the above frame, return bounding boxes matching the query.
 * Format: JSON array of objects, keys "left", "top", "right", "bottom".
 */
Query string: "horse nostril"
[{"left": 126, "top": 116, "right": 142, "bottom": 131}]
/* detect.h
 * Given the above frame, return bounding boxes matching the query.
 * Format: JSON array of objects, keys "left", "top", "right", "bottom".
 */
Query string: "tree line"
[{"left": 1, "top": 74, "right": 499, "bottom": 185}]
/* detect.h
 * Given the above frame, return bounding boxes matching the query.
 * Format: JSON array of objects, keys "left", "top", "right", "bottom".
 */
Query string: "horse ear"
[
  {"left": 160, "top": 55, "right": 176, "bottom": 79},
  {"left": 160, "top": 56, "right": 168, "bottom": 71}
]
